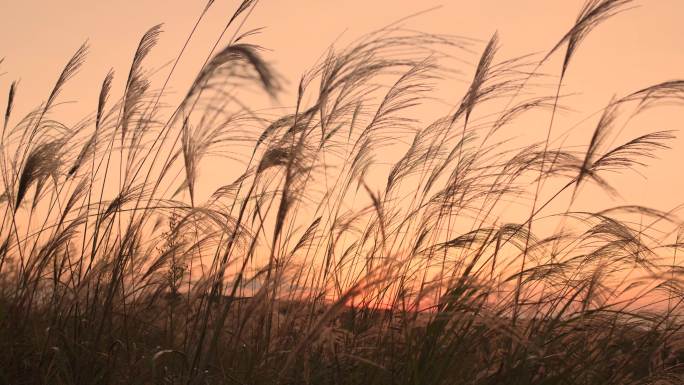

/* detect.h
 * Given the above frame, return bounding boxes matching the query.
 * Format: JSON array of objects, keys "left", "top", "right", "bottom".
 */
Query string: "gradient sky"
[{"left": 1, "top": 0, "right": 683, "bottom": 213}]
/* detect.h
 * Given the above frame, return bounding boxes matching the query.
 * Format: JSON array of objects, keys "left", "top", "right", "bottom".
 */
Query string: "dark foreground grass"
[{"left": 2, "top": 1, "right": 684, "bottom": 384}]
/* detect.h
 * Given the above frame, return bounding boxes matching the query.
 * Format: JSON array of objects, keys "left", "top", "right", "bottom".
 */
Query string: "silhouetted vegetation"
[{"left": 1, "top": 1, "right": 684, "bottom": 384}]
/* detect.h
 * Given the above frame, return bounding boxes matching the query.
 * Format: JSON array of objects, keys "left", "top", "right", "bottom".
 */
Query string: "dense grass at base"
[{"left": 2, "top": 1, "right": 684, "bottom": 384}]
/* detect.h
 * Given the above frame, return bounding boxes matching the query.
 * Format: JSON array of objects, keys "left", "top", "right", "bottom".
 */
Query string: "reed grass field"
[{"left": 2, "top": 0, "right": 684, "bottom": 384}]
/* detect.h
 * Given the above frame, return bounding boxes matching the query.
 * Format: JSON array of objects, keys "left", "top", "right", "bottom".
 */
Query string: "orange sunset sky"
[{"left": 1, "top": 0, "right": 683, "bottom": 214}]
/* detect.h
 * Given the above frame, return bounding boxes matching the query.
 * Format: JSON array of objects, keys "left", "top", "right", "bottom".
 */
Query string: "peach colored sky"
[{"left": 1, "top": 0, "right": 683, "bottom": 213}]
